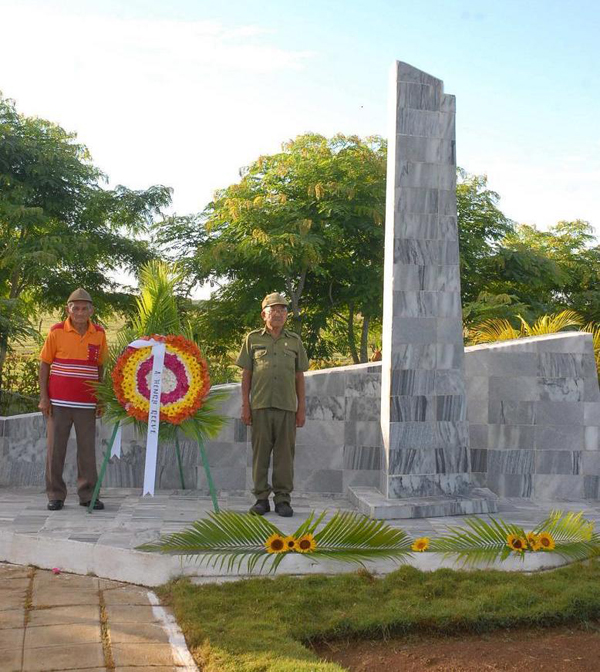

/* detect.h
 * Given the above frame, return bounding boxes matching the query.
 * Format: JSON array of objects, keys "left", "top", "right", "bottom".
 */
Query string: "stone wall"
[
  {"left": 0, "top": 365, "right": 384, "bottom": 498},
  {"left": 2, "top": 333, "right": 599, "bottom": 501},
  {"left": 466, "top": 333, "right": 600, "bottom": 499}
]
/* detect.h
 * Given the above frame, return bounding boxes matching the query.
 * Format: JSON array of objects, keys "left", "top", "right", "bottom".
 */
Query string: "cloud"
[
  {"left": 0, "top": 6, "right": 319, "bottom": 218},
  {"left": 0, "top": 8, "right": 313, "bottom": 80}
]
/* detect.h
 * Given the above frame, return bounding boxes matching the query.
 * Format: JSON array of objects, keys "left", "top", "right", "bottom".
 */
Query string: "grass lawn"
[{"left": 157, "top": 560, "right": 600, "bottom": 672}]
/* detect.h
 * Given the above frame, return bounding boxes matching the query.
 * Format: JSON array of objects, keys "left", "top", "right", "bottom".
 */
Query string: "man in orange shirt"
[{"left": 39, "top": 289, "right": 108, "bottom": 511}]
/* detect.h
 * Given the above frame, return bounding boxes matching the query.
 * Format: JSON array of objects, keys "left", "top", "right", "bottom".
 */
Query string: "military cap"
[
  {"left": 67, "top": 288, "right": 93, "bottom": 303},
  {"left": 261, "top": 292, "right": 288, "bottom": 309}
]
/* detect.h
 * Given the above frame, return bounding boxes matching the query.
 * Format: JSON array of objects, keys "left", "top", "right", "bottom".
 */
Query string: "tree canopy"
[
  {"left": 157, "top": 133, "right": 386, "bottom": 362},
  {"left": 3, "top": 94, "right": 597, "bottom": 386},
  {"left": 0, "top": 93, "right": 172, "bottom": 385},
  {"left": 156, "top": 133, "right": 599, "bottom": 369}
]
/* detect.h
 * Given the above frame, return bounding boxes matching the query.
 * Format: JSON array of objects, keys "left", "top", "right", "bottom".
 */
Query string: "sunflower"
[
  {"left": 296, "top": 534, "right": 317, "bottom": 553},
  {"left": 265, "top": 534, "right": 287, "bottom": 554},
  {"left": 283, "top": 536, "right": 297, "bottom": 552},
  {"left": 537, "top": 532, "right": 556, "bottom": 551},
  {"left": 507, "top": 534, "right": 527, "bottom": 552},
  {"left": 411, "top": 537, "right": 429, "bottom": 552},
  {"left": 527, "top": 532, "right": 541, "bottom": 551}
]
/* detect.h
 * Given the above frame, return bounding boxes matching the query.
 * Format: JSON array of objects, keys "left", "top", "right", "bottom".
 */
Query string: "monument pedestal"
[{"left": 349, "top": 486, "right": 497, "bottom": 520}]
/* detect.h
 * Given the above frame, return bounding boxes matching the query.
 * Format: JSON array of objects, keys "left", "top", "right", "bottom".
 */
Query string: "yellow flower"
[
  {"left": 265, "top": 534, "right": 286, "bottom": 554},
  {"left": 507, "top": 534, "right": 527, "bottom": 552},
  {"left": 283, "top": 536, "right": 297, "bottom": 552},
  {"left": 527, "top": 532, "right": 541, "bottom": 551},
  {"left": 537, "top": 532, "right": 555, "bottom": 551},
  {"left": 296, "top": 534, "right": 317, "bottom": 553},
  {"left": 411, "top": 537, "right": 429, "bottom": 552}
]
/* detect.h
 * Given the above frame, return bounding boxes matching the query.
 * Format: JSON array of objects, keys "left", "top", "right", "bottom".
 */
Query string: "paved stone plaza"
[
  {"left": 1, "top": 487, "right": 599, "bottom": 587},
  {"left": 0, "top": 562, "right": 197, "bottom": 672}
]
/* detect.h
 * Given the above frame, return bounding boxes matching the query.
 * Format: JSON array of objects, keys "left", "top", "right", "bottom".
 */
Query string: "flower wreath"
[{"left": 112, "top": 334, "right": 210, "bottom": 425}]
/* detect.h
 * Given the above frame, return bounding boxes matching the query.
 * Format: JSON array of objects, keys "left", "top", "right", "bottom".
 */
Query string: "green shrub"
[{"left": 3, "top": 352, "right": 39, "bottom": 397}]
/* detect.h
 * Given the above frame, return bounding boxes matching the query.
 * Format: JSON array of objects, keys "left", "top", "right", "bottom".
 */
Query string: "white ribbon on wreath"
[{"left": 110, "top": 338, "right": 166, "bottom": 496}]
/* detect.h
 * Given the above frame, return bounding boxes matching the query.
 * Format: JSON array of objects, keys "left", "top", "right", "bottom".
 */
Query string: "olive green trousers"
[{"left": 251, "top": 408, "right": 296, "bottom": 504}]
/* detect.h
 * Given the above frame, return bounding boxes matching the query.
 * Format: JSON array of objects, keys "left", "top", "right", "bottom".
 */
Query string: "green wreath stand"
[{"left": 87, "top": 423, "right": 220, "bottom": 514}]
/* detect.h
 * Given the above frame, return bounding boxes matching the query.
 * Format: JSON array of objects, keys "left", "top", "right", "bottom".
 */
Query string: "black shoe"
[
  {"left": 249, "top": 499, "right": 270, "bottom": 515},
  {"left": 47, "top": 500, "right": 64, "bottom": 511},
  {"left": 275, "top": 501, "right": 293, "bottom": 517},
  {"left": 80, "top": 499, "right": 104, "bottom": 510}
]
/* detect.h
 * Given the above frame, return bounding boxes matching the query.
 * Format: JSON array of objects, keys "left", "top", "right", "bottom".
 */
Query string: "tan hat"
[
  {"left": 67, "top": 288, "right": 93, "bottom": 303},
  {"left": 262, "top": 292, "right": 288, "bottom": 309}
]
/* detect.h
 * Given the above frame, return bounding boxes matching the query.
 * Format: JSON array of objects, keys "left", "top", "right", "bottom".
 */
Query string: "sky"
[{"left": 1, "top": 0, "right": 599, "bottom": 241}]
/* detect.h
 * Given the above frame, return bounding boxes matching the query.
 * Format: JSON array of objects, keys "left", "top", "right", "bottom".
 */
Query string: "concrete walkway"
[
  {"left": 0, "top": 488, "right": 600, "bottom": 587},
  {"left": 1, "top": 487, "right": 600, "bottom": 585},
  {"left": 0, "top": 563, "right": 197, "bottom": 672}
]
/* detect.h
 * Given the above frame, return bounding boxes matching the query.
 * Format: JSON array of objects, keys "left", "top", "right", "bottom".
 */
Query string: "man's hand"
[
  {"left": 296, "top": 408, "right": 306, "bottom": 428},
  {"left": 39, "top": 362, "right": 51, "bottom": 416},
  {"left": 241, "top": 405, "right": 252, "bottom": 426},
  {"left": 39, "top": 396, "right": 52, "bottom": 417}
]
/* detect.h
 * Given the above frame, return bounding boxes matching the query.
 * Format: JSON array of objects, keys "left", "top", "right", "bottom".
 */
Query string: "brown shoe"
[{"left": 249, "top": 499, "right": 270, "bottom": 515}]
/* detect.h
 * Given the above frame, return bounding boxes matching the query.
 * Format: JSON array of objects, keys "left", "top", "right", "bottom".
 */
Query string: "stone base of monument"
[{"left": 348, "top": 486, "right": 498, "bottom": 520}]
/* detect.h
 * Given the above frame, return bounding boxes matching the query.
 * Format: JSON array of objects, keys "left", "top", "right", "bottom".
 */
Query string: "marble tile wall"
[
  {"left": 0, "top": 368, "right": 383, "bottom": 498},
  {"left": 380, "top": 60, "right": 471, "bottom": 499},
  {"left": 2, "top": 333, "right": 599, "bottom": 502},
  {"left": 466, "top": 332, "right": 600, "bottom": 500}
]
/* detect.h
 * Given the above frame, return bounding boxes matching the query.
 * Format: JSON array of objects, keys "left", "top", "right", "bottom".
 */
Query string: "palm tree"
[
  {"left": 94, "top": 260, "right": 227, "bottom": 511},
  {"left": 467, "top": 310, "right": 600, "bottom": 378},
  {"left": 467, "top": 310, "right": 584, "bottom": 345}
]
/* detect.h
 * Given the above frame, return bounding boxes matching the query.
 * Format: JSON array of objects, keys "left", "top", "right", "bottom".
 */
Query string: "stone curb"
[{"left": 0, "top": 529, "right": 569, "bottom": 587}]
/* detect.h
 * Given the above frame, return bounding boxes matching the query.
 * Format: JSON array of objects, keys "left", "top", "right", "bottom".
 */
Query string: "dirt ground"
[{"left": 313, "top": 623, "right": 600, "bottom": 671}]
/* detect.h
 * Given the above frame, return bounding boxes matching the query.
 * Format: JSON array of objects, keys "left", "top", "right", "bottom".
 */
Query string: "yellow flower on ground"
[
  {"left": 537, "top": 532, "right": 556, "bottom": 551},
  {"left": 296, "top": 534, "right": 317, "bottom": 553},
  {"left": 284, "top": 536, "right": 297, "bottom": 552},
  {"left": 527, "top": 532, "right": 541, "bottom": 551},
  {"left": 507, "top": 534, "right": 527, "bottom": 552},
  {"left": 265, "top": 534, "right": 286, "bottom": 554},
  {"left": 411, "top": 537, "right": 430, "bottom": 552}
]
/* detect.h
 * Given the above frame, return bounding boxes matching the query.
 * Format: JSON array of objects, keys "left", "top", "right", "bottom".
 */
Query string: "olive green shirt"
[{"left": 236, "top": 328, "right": 309, "bottom": 412}]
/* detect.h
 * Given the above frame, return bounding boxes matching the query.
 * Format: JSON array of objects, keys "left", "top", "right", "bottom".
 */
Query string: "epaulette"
[
  {"left": 50, "top": 322, "right": 65, "bottom": 331},
  {"left": 284, "top": 329, "right": 302, "bottom": 340}
]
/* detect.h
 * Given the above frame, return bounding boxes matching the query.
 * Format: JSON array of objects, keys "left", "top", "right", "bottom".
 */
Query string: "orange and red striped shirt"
[{"left": 40, "top": 318, "right": 108, "bottom": 409}]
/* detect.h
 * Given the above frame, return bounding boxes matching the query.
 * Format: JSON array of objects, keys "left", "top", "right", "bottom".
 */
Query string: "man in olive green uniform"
[{"left": 236, "top": 293, "right": 309, "bottom": 517}]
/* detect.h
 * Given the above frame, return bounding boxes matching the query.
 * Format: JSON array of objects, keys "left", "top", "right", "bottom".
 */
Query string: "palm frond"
[
  {"left": 521, "top": 310, "right": 583, "bottom": 336},
  {"left": 139, "top": 510, "right": 284, "bottom": 573},
  {"left": 130, "top": 260, "right": 186, "bottom": 337},
  {"left": 430, "top": 516, "right": 527, "bottom": 567},
  {"left": 431, "top": 511, "right": 600, "bottom": 567},
  {"left": 469, "top": 310, "right": 586, "bottom": 346},
  {"left": 469, "top": 319, "right": 521, "bottom": 344},
  {"left": 581, "top": 322, "right": 600, "bottom": 372},
  {"left": 138, "top": 510, "right": 413, "bottom": 573},
  {"left": 533, "top": 510, "right": 600, "bottom": 562},
  {"left": 311, "top": 511, "right": 413, "bottom": 566}
]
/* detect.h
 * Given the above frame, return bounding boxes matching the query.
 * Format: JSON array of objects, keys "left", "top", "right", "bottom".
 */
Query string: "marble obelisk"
[{"left": 371, "top": 61, "right": 496, "bottom": 516}]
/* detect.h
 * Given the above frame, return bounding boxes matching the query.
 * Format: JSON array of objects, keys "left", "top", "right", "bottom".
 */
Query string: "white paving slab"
[{"left": 1, "top": 487, "right": 599, "bottom": 586}]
